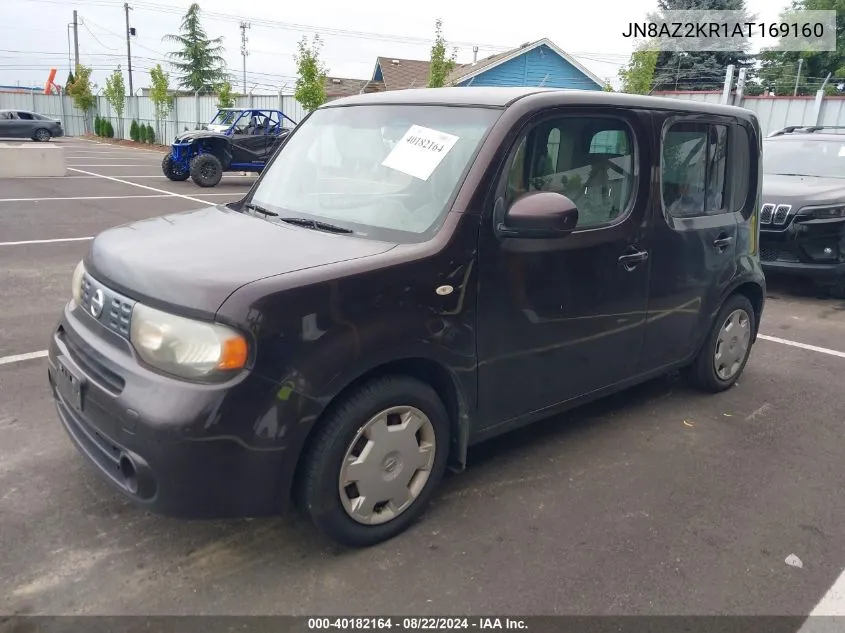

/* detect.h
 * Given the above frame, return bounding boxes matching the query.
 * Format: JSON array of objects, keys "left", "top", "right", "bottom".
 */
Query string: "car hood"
[
  {"left": 174, "top": 130, "right": 228, "bottom": 143},
  {"left": 85, "top": 206, "right": 397, "bottom": 317},
  {"left": 762, "top": 174, "right": 845, "bottom": 208}
]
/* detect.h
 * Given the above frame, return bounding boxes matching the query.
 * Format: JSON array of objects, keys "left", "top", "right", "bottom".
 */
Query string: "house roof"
[
  {"left": 446, "top": 38, "right": 605, "bottom": 88},
  {"left": 324, "top": 76, "right": 369, "bottom": 99},
  {"left": 373, "top": 57, "right": 433, "bottom": 90}
]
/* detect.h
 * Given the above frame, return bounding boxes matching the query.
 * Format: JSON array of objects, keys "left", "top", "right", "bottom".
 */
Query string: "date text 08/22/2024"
[{"left": 307, "top": 618, "right": 528, "bottom": 630}]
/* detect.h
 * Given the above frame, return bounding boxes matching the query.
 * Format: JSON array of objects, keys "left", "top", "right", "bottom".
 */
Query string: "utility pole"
[
  {"left": 793, "top": 58, "right": 803, "bottom": 96},
  {"left": 124, "top": 3, "right": 134, "bottom": 96},
  {"left": 72, "top": 10, "right": 80, "bottom": 68},
  {"left": 239, "top": 21, "right": 250, "bottom": 94}
]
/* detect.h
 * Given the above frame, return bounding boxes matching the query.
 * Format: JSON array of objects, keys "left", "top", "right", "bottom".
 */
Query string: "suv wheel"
[
  {"left": 298, "top": 376, "right": 450, "bottom": 547},
  {"left": 161, "top": 153, "right": 189, "bottom": 181},
  {"left": 189, "top": 154, "right": 223, "bottom": 187},
  {"left": 686, "top": 294, "right": 756, "bottom": 393}
]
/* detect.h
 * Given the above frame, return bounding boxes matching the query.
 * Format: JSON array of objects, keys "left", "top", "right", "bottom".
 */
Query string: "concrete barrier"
[{"left": 0, "top": 143, "right": 67, "bottom": 177}]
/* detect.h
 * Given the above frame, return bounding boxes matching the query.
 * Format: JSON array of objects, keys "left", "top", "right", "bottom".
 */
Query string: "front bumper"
[
  {"left": 47, "top": 302, "right": 290, "bottom": 519},
  {"left": 760, "top": 219, "right": 845, "bottom": 281}
]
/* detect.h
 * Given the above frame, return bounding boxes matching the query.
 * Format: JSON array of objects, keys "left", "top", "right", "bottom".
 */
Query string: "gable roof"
[
  {"left": 373, "top": 57, "right": 433, "bottom": 91},
  {"left": 446, "top": 38, "right": 605, "bottom": 88},
  {"left": 324, "top": 76, "right": 369, "bottom": 99}
]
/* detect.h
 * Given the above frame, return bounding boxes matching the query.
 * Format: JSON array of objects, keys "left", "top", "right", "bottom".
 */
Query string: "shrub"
[
  {"left": 106, "top": 120, "right": 115, "bottom": 138},
  {"left": 146, "top": 124, "right": 155, "bottom": 144},
  {"left": 94, "top": 115, "right": 101, "bottom": 136},
  {"left": 139, "top": 123, "right": 148, "bottom": 143},
  {"left": 129, "top": 120, "right": 139, "bottom": 142}
]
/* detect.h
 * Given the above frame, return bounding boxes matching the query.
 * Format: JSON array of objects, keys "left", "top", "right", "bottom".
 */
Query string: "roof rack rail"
[{"left": 768, "top": 124, "right": 845, "bottom": 137}]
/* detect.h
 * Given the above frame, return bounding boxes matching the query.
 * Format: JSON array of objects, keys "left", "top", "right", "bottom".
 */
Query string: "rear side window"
[
  {"left": 662, "top": 122, "right": 729, "bottom": 218},
  {"left": 17, "top": 112, "right": 33, "bottom": 120}
]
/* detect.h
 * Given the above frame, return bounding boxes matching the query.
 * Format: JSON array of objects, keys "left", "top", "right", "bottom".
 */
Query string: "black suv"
[
  {"left": 760, "top": 126, "right": 845, "bottom": 296},
  {"left": 47, "top": 88, "right": 765, "bottom": 547}
]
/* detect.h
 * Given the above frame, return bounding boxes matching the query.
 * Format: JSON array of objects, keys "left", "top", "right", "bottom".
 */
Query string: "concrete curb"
[{"left": 0, "top": 143, "right": 66, "bottom": 177}]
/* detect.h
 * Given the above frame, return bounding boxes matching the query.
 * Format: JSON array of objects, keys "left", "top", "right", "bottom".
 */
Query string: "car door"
[
  {"left": 16, "top": 111, "right": 37, "bottom": 137},
  {"left": 0, "top": 111, "right": 25, "bottom": 137},
  {"left": 476, "top": 107, "right": 654, "bottom": 429},
  {"left": 637, "top": 114, "right": 738, "bottom": 372},
  {"left": 230, "top": 113, "right": 269, "bottom": 164}
]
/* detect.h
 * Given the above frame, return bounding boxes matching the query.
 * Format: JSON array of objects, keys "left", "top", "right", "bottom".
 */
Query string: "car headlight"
[
  {"left": 804, "top": 205, "right": 845, "bottom": 219},
  {"left": 129, "top": 303, "right": 248, "bottom": 381},
  {"left": 71, "top": 260, "right": 85, "bottom": 306}
]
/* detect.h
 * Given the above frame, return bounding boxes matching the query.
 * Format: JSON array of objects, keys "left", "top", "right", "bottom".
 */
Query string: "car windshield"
[
  {"left": 248, "top": 104, "right": 501, "bottom": 240},
  {"left": 763, "top": 138, "right": 845, "bottom": 179}
]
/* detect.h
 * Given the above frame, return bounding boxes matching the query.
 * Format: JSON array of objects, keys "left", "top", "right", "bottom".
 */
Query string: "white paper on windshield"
[{"left": 381, "top": 125, "right": 460, "bottom": 181}]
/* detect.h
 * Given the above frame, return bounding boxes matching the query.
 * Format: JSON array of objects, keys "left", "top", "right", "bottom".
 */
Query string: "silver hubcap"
[
  {"left": 714, "top": 309, "right": 751, "bottom": 380},
  {"left": 338, "top": 405, "right": 436, "bottom": 525}
]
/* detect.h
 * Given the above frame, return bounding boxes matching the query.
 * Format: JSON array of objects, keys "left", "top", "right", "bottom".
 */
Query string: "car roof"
[
  {"left": 766, "top": 133, "right": 845, "bottom": 142},
  {"left": 217, "top": 108, "right": 283, "bottom": 112},
  {"left": 322, "top": 86, "right": 754, "bottom": 118}
]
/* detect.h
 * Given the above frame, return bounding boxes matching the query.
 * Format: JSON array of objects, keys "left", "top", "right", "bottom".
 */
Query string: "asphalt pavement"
[{"left": 1, "top": 137, "right": 845, "bottom": 619}]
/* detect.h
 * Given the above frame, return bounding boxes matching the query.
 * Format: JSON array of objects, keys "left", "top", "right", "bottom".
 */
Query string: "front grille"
[
  {"left": 760, "top": 246, "right": 778, "bottom": 261},
  {"left": 760, "top": 203, "right": 774, "bottom": 224},
  {"left": 59, "top": 325, "right": 126, "bottom": 394},
  {"left": 773, "top": 204, "right": 792, "bottom": 224},
  {"left": 80, "top": 274, "right": 135, "bottom": 339}
]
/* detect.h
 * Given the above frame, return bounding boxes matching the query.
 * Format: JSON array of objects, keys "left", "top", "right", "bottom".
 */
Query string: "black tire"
[
  {"left": 33, "top": 128, "right": 51, "bottom": 142},
  {"left": 298, "top": 375, "right": 450, "bottom": 548},
  {"left": 686, "top": 294, "right": 756, "bottom": 393},
  {"left": 189, "top": 154, "right": 223, "bottom": 187},
  {"left": 161, "top": 153, "right": 189, "bottom": 181}
]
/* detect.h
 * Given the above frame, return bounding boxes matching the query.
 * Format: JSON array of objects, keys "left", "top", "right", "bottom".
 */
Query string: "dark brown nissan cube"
[{"left": 48, "top": 87, "right": 765, "bottom": 547}]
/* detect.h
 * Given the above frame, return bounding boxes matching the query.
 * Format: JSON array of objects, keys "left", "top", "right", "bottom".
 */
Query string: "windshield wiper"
[
  {"left": 244, "top": 202, "right": 278, "bottom": 217},
  {"left": 279, "top": 216, "right": 353, "bottom": 234}
]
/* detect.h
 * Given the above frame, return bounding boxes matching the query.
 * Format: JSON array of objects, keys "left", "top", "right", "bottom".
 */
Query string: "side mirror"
[{"left": 498, "top": 191, "right": 579, "bottom": 238}]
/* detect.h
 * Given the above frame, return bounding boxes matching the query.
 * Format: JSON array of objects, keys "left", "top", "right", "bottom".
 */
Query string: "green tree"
[
  {"left": 103, "top": 68, "right": 126, "bottom": 138},
  {"left": 428, "top": 19, "right": 457, "bottom": 88},
  {"left": 106, "top": 120, "right": 115, "bottom": 138},
  {"left": 294, "top": 35, "right": 328, "bottom": 112},
  {"left": 94, "top": 115, "right": 101, "bottom": 136},
  {"left": 164, "top": 3, "right": 227, "bottom": 93},
  {"left": 65, "top": 71, "right": 75, "bottom": 91},
  {"left": 148, "top": 64, "right": 173, "bottom": 141},
  {"left": 216, "top": 81, "right": 236, "bottom": 109},
  {"left": 67, "top": 64, "right": 95, "bottom": 132},
  {"left": 756, "top": 0, "right": 844, "bottom": 95},
  {"left": 138, "top": 122, "right": 148, "bottom": 143},
  {"left": 619, "top": 46, "right": 659, "bottom": 94},
  {"left": 146, "top": 123, "right": 155, "bottom": 144},
  {"left": 130, "top": 119, "right": 139, "bottom": 142},
  {"left": 649, "top": 0, "right": 755, "bottom": 91}
]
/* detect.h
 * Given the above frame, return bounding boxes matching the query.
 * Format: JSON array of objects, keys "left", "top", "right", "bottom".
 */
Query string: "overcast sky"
[{"left": 1, "top": 0, "right": 787, "bottom": 93}]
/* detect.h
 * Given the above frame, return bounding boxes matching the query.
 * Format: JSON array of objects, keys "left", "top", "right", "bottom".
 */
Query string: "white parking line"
[
  {"left": 0, "top": 194, "right": 174, "bottom": 202},
  {"left": 0, "top": 351, "right": 48, "bottom": 366},
  {"left": 68, "top": 168, "right": 212, "bottom": 204},
  {"left": 758, "top": 334, "right": 845, "bottom": 360},
  {"left": 66, "top": 164, "right": 155, "bottom": 167},
  {"left": 0, "top": 237, "right": 92, "bottom": 246},
  {"left": 797, "top": 570, "right": 845, "bottom": 630}
]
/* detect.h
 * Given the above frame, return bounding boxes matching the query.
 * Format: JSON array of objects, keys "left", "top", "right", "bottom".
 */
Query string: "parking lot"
[{"left": 2, "top": 137, "right": 845, "bottom": 618}]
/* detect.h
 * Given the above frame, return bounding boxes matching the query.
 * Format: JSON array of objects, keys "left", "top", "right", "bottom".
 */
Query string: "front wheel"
[
  {"left": 298, "top": 376, "right": 450, "bottom": 547},
  {"left": 189, "top": 154, "right": 223, "bottom": 187},
  {"left": 161, "top": 153, "right": 189, "bottom": 181},
  {"left": 33, "top": 128, "right": 51, "bottom": 142},
  {"left": 686, "top": 294, "right": 756, "bottom": 392}
]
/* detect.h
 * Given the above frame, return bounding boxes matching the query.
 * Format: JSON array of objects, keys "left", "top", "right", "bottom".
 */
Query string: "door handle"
[
  {"left": 713, "top": 235, "right": 734, "bottom": 249},
  {"left": 618, "top": 249, "right": 649, "bottom": 270}
]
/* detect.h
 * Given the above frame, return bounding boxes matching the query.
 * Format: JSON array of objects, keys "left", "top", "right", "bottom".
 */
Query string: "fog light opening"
[{"left": 119, "top": 454, "right": 138, "bottom": 494}]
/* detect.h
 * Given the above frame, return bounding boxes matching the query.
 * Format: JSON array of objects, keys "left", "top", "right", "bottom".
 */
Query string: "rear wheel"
[
  {"left": 189, "top": 154, "right": 223, "bottom": 187},
  {"left": 686, "top": 294, "right": 755, "bottom": 393},
  {"left": 33, "top": 128, "right": 51, "bottom": 142},
  {"left": 161, "top": 153, "right": 189, "bottom": 181},
  {"left": 298, "top": 376, "right": 450, "bottom": 547}
]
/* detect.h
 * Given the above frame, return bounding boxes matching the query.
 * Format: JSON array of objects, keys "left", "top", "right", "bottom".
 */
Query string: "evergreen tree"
[
  {"left": 164, "top": 3, "right": 227, "bottom": 93},
  {"left": 649, "top": 0, "right": 755, "bottom": 91}
]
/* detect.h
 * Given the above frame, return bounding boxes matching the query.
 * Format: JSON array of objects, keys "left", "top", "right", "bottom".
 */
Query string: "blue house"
[{"left": 360, "top": 38, "right": 605, "bottom": 94}]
